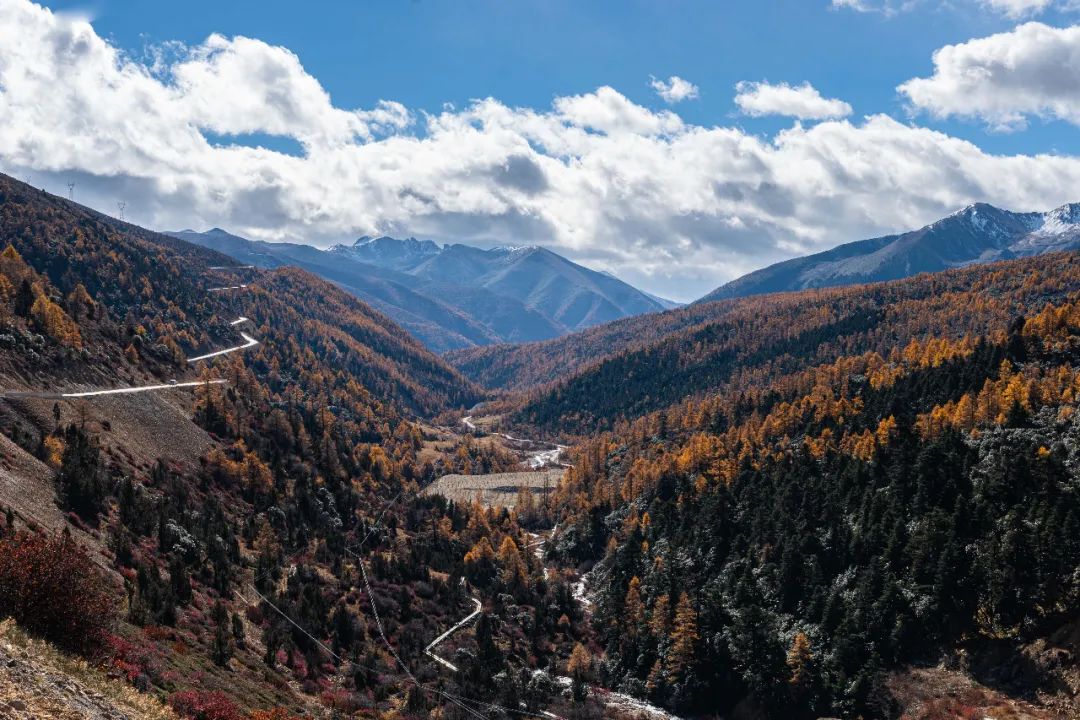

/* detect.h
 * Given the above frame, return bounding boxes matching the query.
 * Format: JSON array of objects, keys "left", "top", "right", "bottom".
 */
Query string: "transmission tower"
[
  {"left": 66, "top": 182, "right": 75, "bottom": 201},
  {"left": 117, "top": 201, "right": 126, "bottom": 221}
]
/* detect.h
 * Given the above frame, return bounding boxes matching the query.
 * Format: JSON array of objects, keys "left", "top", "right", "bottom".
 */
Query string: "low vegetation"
[{"left": 0, "top": 530, "right": 113, "bottom": 654}]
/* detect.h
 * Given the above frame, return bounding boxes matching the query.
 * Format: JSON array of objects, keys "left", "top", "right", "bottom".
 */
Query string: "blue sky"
[
  {"left": 5, "top": 0, "right": 1080, "bottom": 299},
  {"left": 40, "top": 0, "right": 1077, "bottom": 154}
]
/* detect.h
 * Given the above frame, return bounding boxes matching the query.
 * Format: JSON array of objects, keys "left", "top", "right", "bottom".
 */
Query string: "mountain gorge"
[
  {"left": 0, "top": 173, "right": 595, "bottom": 719},
  {"left": 699, "top": 201, "right": 1080, "bottom": 302},
  {"left": 170, "top": 229, "right": 672, "bottom": 352}
]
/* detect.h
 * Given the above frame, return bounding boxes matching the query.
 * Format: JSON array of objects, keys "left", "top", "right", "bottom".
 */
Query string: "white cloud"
[
  {"left": 833, "top": 0, "right": 1074, "bottom": 17},
  {"left": 735, "top": 81, "right": 853, "bottom": 120},
  {"left": 829, "top": 0, "right": 920, "bottom": 16},
  {"left": 554, "top": 86, "right": 684, "bottom": 135},
  {"left": 832, "top": 0, "right": 887, "bottom": 13},
  {"left": 650, "top": 75, "right": 699, "bottom": 104},
  {"left": 979, "top": 0, "right": 1054, "bottom": 17},
  {"left": 898, "top": 22, "right": 1080, "bottom": 131},
  {"left": 3, "top": 0, "right": 1080, "bottom": 301}
]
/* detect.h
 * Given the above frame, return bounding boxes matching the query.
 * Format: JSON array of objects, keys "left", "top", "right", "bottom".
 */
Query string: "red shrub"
[
  {"left": 168, "top": 690, "right": 245, "bottom": 720},
  {"left": 250, "top": 709, "right": 304, "bottom": 720},
  {"left": 0, "top": 530, "right": 113, "bottom": 653}
]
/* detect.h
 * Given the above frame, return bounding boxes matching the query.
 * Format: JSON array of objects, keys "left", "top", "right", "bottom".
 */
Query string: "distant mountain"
[
  {"left": 334, "top": 239, "right": 670, "bottom": 330},
  {"left": 697, "top": 202, "right": 1080, "bottom": 303},
  {"left": 169, "top": 230, "right": 668, "bottom": 352},
  {"left": 341, "top": 235, "right": 442, "bottom": 271}
]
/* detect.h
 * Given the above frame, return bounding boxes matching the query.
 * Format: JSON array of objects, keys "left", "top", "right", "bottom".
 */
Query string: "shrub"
[
  {"left": 168, "top": 690, "right": 245, "bottom": 720},
  {"left": 0, "top": 530, "right": 113, "bottom": 653}
]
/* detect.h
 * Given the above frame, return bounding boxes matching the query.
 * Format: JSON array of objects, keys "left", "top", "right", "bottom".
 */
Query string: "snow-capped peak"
[
  {"left": 1035, "top": 203, "right": 1080, "bottom": 236},
  {"left": 491, "top": 244, "right": 540, "bottom": 254}
]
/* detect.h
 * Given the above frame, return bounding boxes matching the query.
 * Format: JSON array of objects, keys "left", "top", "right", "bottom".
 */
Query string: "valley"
[
  {"left": 6, "top": 3, "right": 1080, "bottom": 718},
  {"left": 0, "top": 170, "right": 1076, "bottom": 720}
]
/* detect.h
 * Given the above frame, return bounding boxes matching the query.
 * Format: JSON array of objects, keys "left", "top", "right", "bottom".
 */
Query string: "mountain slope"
[
  {"left": 378, "top": 241, "right": 668, "bottom": 331},
  {"left": 0, "top": 173, "right": 595, "bottom": 718},
  {"left": 332, "top": 234, "right": 669, "bottom": 343},
  {"left": 548, "top": 287, "right": 1080, "bottom": 717},
  {"left": 446, "top": 301, "right": 739, "bottom": 391},
  {"left": 172, "top": 231, "right": 667, "bottom": 352},
  {"left": 698, "top": 202, "right": 1080, "bottom": 302},
  {"left": 469, "top": 251, "right": 1080, "bottom": 436},
  {"left": 0, "top": 197, "right": 478, "bottom": 417}
]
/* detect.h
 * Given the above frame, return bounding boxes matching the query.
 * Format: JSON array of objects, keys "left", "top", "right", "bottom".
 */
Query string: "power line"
[
  {"left": 245, "top": 584, "right": 343, "bottom": 663},
  {"left": 243, "top": 487, "right": 557, "bottom": 716}
]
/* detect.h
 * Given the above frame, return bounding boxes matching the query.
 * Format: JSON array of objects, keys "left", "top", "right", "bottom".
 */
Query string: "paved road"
[
  {"left": 2, "top": 261, "right": 258, "bottom": 398},
  {"left": 3, "top": 379, "right": 228, "bottom": 400},
  {"left": 188, "top": 330, "right": 259, "bottom": 363},
  {"left": 424, "top": 596, "right": 483, "bottom": 672}
]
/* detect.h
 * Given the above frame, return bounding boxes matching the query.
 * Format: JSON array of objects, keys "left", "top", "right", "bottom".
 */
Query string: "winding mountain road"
[
  {"left": 187, "top": 329, "right": 259, "bottom": 363},
  {"left": 424, "top": 595, "right": 483, "bottom": 672},
  {"left": 3, "top": 379, "right": 228, "bottom": 400},
  {"left": 2, "top": 266, "right": 258, "bottom": 399}
]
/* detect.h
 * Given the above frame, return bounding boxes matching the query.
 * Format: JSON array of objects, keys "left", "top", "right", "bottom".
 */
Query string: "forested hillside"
[
  {"left": 446, "top": 301, "right": 735, "bottom": 391},
  {"left": 546, "top": 289, "right": 1080, "bottom": 717},
  {"left": 0, "top": 174, "right": 593, "bottom": 719},
  {"left": 507, "top": 254, "right": 1080, "bottom": 436}
]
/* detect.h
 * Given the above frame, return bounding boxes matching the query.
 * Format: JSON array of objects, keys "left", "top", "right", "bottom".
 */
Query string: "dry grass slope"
[{"left": 0, "top": 619, "right": 178, "bottom": 720}]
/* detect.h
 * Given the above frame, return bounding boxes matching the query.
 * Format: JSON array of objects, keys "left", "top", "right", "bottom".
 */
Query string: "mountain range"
[
  {"left": 167, "top": 229, "right": 675, "bottom": 352},
  {"left": 2, "top": 170, "right": 1080, "bottom": 719},
  {"left": 698, "top": 201, "right": 1080, "bottom": 302}
]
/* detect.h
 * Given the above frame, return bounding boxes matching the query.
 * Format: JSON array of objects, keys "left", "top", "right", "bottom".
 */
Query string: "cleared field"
[{"left": 424, "top": 468, "right": 565, "bottom": 508}]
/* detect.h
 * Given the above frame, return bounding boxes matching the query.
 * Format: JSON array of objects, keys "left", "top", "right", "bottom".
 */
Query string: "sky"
[{"left": 2, "top": 0, "right": 1080, "bottom": 300}]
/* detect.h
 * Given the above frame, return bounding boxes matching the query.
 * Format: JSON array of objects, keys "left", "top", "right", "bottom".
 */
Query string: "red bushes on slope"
[{"left": 0, "top": 530, "right": 113, "bottom": 654}]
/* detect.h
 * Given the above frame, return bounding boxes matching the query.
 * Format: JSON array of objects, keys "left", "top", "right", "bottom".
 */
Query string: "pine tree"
[
  {"left": 232, "top": 612, "right": 246, "bottom": 649},
  {"left": 210, "top": 600, "right": 233, "bottom": 666}
]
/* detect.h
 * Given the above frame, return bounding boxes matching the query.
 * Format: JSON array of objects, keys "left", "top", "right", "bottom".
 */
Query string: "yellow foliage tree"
[{"left": 666, "top": 592, "right": 699, "bottom": 682}]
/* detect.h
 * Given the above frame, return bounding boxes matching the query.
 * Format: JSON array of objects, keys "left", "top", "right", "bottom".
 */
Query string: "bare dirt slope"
[
  {"left": 0, "top": 431, "right": 65, "bottom": 530},
  {"left": 8, "top": 392, "right": 214, "bottom": 474}
]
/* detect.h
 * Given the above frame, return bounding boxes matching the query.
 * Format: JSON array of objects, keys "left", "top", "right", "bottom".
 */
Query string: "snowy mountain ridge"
[{"left": 698, "top": 200, "right": 1080, "bottom": 303}]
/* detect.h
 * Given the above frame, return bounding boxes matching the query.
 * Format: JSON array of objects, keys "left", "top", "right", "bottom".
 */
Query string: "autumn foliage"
[
  {"left": 0, "top": 531, "right": 113, "bottom": 654},
  {"left": 168, "top": 691, "right": 245, "bottom": 720}
]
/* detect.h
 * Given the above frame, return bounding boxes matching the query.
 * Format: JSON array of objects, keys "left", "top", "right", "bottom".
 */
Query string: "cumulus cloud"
[
  {"left": 735, "top": 81, "right": 853, "bottom": 120},
  {"left": 554, "top": 86, "right": 684, "bottom": 135},
  {"left": 898, "top": 22, "right": 1080, "bottom": 131},
  {"left": 3, "top": 1, "right": 1080, "bottom": 300},
  {"left": 650, "top": 75, "right": 699, "bottom": 104}
]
